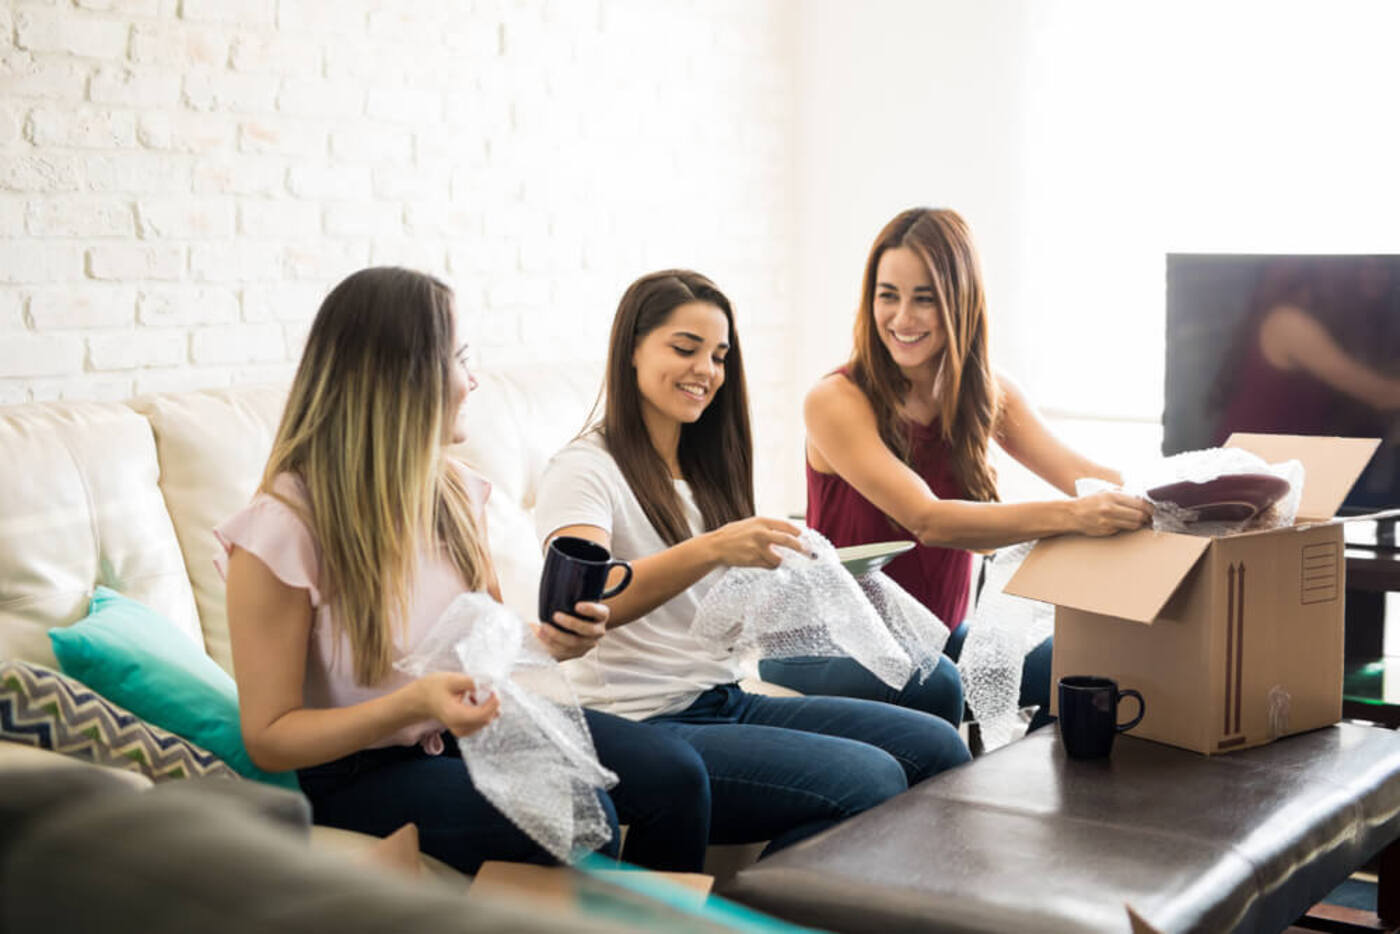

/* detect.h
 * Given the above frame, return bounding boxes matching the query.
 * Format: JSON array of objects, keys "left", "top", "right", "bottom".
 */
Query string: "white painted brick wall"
[{"left": 0, "top": 0, "right": 803, "bottom": 514}]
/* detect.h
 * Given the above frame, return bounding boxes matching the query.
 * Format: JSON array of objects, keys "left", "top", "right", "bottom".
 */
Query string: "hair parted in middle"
[
  {"left": 848, "top": 207, "right": 1001, "bottom": 503},
  {"left": 595, "top": 268, "right": 755, "bottom": 546},
  {"left": 260, "top": 265, "right": 491, "bottom": 686}
]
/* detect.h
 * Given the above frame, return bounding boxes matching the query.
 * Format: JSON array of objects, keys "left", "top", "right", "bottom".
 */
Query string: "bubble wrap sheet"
[
  {"left": 959, "top": 542, "right": 1054, "bottom": 750},
  {"left": 395, "top": 593, "right": 618, "bottom": 864},
  {"left": 1079, "top": 447, "right": 1305, "bottom": 537},
  {"left": 691, "top": 529, "right": 947, "bottom": 688}
]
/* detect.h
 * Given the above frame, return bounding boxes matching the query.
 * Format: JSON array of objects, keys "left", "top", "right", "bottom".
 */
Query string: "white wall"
[
  {"left": 0, "top": 0, "right": 801, "bottom": 513},
  {"left": 793, "top": 0, "right": 1400, "bottom": 502},
  {"left": 10, "top": 1, "right": 1400, "bottom": 516}
]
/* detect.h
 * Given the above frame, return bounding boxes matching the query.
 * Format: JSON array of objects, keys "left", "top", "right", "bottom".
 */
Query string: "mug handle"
[
  {"left": 1116, "top": 689, "right": 1145, "bottom": 732},
  {"left": 598, "top": 560, "right": 633, "bottom": 600}
]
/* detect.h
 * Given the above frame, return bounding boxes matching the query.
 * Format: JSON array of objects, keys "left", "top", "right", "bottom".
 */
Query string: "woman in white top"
[
  {"left": 536, "top": 269, "right": 971, "bottom": 855},
  {"left": 219, "top": 266, "right": 711, "bottom": 874}
]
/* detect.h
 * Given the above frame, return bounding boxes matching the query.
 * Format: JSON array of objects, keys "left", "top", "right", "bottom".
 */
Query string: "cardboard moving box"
[{"left": 1006, "top": 434, "right": 1380, "bottom": 755}]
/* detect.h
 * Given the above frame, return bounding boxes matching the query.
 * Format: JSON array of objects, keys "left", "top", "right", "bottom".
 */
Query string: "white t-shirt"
[{"left": 534, "top": 432, "right": 745, "bottom": 719}]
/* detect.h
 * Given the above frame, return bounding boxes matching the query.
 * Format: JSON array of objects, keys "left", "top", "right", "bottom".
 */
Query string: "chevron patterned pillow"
[{"left": 0, "top": 660, "right": 239, "bottom": 783}]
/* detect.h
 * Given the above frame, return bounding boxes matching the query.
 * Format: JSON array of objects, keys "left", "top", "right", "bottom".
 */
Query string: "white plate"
[{"left": 835, "top": 540, "right": 916, "bottom": 576}]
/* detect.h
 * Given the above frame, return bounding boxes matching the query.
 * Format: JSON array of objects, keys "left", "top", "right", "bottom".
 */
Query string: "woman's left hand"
[{"left": 533, "top": 601, "right": 609, "bottom": 661}]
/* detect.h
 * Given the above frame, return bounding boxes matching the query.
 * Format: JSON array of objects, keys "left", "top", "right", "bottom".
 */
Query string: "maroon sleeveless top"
[{"left": 806, "top": 394, "right": 973, "bottom": 631}]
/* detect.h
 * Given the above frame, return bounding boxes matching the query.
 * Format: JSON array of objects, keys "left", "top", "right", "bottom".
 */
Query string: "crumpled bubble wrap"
[
  {"left": 959, "top": 542, "right": 1054, "bottom": 750},
  {"left": 1078, "top": 447, "right": 1305, "bottom": 537},
  {"left": 856, "top": 570, "right": 949, "bottom": 679},
  {"left": 691, "top": 528, "right": 945, "bottom": 688},
  {"left": 395, "top": 592, "right": 617, "bottom": 864}
]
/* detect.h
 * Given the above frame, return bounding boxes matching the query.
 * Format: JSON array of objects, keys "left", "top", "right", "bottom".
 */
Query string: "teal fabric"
[{"left": 49, "top": 587, "right": 300, "bottom": 791}]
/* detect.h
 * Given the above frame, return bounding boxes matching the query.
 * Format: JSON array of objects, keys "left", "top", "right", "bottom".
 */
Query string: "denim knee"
[
  {"left": 916, "top": 658, "right": 965, "bottom": 726},
  {"left": 650, "top": 734, "right": 710, "bottom": 810},
  {"left": 842, "top": 747, "right": 909, "bottom": 814},
  {"left": 918, "top": 718, "right": 973, "bottom": 777}
]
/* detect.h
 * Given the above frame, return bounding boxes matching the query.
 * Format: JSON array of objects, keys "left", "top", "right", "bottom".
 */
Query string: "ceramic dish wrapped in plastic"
[
  {"left": 396, "top": 593, "right": 617, "bottom": 864},
  {"left": 691, "top": 528, "right": 946, "bottom": 687},
  {"left": 1080, "top": 447, "right": 1305, "bottom": 537}
]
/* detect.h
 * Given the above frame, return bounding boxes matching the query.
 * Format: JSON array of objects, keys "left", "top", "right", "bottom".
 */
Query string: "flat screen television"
[{"left": 1163, "top": 253, "right": 1400, "bottom": 516}]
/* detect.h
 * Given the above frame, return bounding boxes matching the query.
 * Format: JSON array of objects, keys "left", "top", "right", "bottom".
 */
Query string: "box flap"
[
  {"left": 1223, "top": 434, "right": 1380, "bottom": 522},
  {"left": 1004, "top": 529, "right": 1211, "bottom": 623}
]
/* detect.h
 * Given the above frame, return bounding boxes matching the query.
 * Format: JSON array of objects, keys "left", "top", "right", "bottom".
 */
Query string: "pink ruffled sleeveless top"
[
  {"left": 806, "top": 378, "right": 973, "bottom": 631},
  {"left": 214, "top": 468, "right": 491, "bottom": 753}
]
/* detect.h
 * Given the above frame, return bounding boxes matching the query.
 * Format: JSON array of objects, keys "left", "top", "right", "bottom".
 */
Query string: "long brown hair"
[
  {"left": 596, "top": 269, "right": 755, "bottom": 546},
  {"left": 848, "top": 208, "right": 1000, "bottom": 502},
  {"left": 261, "top": 266, "right": 491, "bottom": 686}
]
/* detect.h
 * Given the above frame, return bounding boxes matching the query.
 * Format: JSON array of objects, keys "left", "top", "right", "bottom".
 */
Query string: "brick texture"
[{"left": 0, "top": 0, "right": 801, "bottom": 514}]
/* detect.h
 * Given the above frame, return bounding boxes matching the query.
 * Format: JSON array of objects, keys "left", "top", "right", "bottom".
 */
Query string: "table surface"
[{"left": 726, "top": 723, "right": 1400, "bottom": 934}]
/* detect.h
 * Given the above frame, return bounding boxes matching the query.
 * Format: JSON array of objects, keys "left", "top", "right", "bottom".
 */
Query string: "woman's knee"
[
  {"left": 658, "top": 739, "right": 711, "bottom": 811},
  {"left": 839, "top": 746, "right": 909, "bottom": 813},
  {"left": 911, "top": 657, "right": 964, "bottom": 724},
  {"left": 922, "top": 717, "right": 973, "bottom": 774}
]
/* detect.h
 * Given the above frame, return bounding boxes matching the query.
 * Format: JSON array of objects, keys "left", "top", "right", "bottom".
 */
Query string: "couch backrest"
[
  {"left": 0, "top": 364, "right": 603, "bottom": 675},
  {"left": 128, "top": 386, "right": 290, "bottom": 672},
  {"left": 0, "top": 402, "right": 203, "bottom": 668}
]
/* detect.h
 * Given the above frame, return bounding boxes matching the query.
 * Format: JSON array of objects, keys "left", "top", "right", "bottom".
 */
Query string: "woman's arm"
[
  {"left": 226, "top": 547, "right": 498, "bottom": 773},
  {"left": 544, "top": 517, "right": 804, "bottom": 629},
  {"left": 804, "top": 374, "right": 1149, "bottom": 552},
  {"left": 993, "top": 372, "right": 1122, "bottom": 495},
  {"left": 1263, "top": 306, "right": 1400, "bottom": 410}
]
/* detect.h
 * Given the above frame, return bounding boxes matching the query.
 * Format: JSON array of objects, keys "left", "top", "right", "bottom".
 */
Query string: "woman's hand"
[
  {"left": 1067, "top": 491, "right": 1154, "bottom": 537},
  {"left": 412, "top": 672, "right": 501, "bottom": 737},
  {"left": 703, "top": 516, "right": 808, "bottom": 569},
  {"left": 533, "top": 600, "right": 609, "bottom": 661}
]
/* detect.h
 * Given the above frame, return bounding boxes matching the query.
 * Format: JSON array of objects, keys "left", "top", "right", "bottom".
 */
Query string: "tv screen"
[{"left": 1164, "top": 253, "right": 1400, "bottom": 514}]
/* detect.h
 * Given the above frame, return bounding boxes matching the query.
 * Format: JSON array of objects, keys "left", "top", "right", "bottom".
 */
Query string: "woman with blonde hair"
[
  {"left": 767, "top": 208, "right": 1152, "bottom": 732},
  {"left": 535, "top": 269, "right": 969, "bottom": 856},
  {"left": 217, "top": 266, "right": 710, "bottom": 874}
]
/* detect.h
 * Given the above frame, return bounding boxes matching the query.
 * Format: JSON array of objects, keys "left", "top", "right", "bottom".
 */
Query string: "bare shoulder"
[
  {"left": 1260, "top": 305, "right": 1327, "bottom": 365},
  {"left": 1261, "top": 304, "right": 1324, "bottom": 339},
  {"left": 804, "top": 371, "right": 875, "bottom": 425},
  {"left": 991, "top": 368, "right": 1029, "bottom": 432}
]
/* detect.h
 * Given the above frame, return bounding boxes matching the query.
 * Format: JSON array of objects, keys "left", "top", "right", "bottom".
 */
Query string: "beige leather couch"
[
  {"left": 0, "top": 364, "right": 605, "bottom": 870},
  {"left": 0, "top": 361, "right": 778, "bottom": 881}
]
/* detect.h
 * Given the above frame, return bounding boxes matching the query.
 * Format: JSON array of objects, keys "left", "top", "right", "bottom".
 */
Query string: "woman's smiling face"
[
  {"left": 873, "top": 245, "right": 946, "bottom": 373},
  {"left": 631, "top": 300, "right": 729, "bottom": 429}
]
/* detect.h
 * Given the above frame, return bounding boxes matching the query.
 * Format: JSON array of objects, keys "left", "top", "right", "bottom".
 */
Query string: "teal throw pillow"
[{"left": 49, "top": 587, "right": 299, "bottom": 790}]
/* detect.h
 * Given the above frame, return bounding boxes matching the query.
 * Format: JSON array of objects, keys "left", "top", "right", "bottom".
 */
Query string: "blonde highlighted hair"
[
  {"left": 848, "top": 208, "right": 1000, "bottom": 503},
  {"left": 261, "top": 266, "right": 490, "bottom": 686}
]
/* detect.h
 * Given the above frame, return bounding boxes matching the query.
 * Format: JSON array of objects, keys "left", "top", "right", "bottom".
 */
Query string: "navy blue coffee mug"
[
  {"left": 538, "top": 536, "right": 633, "bottom": 631},
  {"left": 1057, "top": 675, "right": 1145, "bottom": 760}
]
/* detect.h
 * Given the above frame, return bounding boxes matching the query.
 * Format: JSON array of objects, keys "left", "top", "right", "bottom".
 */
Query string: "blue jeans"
[
  {"left": 645, "top": 683, "right": 970, "bottom": 855},
  {"left": 297, "top": 708, "right": 710, "bottom": 874},
  {"left": 758, "top": 653, "right": 965, "bottom": 727},
  {"left": 945, "top": 620, "right": 1055, "bottom": 733}
]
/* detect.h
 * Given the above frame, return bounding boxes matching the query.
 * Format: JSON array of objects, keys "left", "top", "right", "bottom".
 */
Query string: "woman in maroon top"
[{"left": 759, "top": 208, "right": 1152, "bottom": 732}]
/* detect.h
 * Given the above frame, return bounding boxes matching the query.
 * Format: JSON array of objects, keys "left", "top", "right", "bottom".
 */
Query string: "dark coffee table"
[{"left": 725, "top": 723, "right": 1400, "bottom": 933}]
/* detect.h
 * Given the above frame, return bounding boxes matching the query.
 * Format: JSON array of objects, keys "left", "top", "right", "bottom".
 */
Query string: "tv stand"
[{"left": 1343, "top": 539, "right": 1400, "bottom": 727}]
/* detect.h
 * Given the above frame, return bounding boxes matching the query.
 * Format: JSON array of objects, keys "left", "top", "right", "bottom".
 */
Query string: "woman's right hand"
[
  {"left": 1067, "top": 491, "right": 1154, "bottom": 537},
  {"left": 412, "top": 672, "right": 501, "bottom": 737},
  {"left": 704, "top": 516, "right": 808, "bottom": 569}
]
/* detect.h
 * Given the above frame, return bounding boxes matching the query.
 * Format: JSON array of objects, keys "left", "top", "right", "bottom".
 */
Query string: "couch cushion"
[
  {"left": 451, "top": 364, "right": 602, "bottom": 621},
  {"left": 0, "top": 401, "right": 202, "bottom": 668},
  {"left": 125, "top": 366, "right": 600, "bottom": 665},
  {"left": 0, "top": 659, "right": 238, "bottom": 783},
  {"left": 49, "top": 587, "right": 299, "bottom": 790},
  {"left": 128, "top": 386, "right": 287, "bottom": 674}
]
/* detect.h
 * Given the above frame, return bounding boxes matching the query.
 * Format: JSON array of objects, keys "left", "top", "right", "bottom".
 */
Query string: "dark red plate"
[{"left": 1146, "top": 472, "right": 1292, "bottom": 523}]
